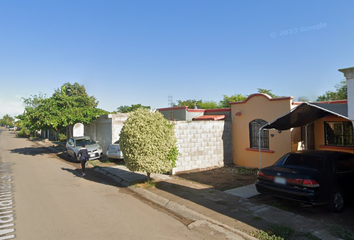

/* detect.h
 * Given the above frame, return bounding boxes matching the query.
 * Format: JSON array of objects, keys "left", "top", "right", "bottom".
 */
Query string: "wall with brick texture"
[{"left": 173, "top": 121, "right": 233, "bottom": 174}]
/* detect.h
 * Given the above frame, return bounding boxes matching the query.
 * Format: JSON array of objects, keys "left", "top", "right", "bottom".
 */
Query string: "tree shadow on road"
[{"left": 10, "top": 147, "right": 53, "bottom": 156}]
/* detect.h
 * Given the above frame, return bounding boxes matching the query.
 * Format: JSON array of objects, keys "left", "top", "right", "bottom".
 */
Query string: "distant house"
[
  {"left": 157, "top": 106, "right": 231, "bottom": 121},
  {"left": 84, "top": 113, "right": 129, "bottom": 154}
]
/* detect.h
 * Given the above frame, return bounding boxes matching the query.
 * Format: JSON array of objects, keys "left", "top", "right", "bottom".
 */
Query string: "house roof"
[
  {"left": 193, "top": 115, "right": 226, "bottom": 121},
  {"left": 263, "top": 101, "right": 348, "bottom": 130}
]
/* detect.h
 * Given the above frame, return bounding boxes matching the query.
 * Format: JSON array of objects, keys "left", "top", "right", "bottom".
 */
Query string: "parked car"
[
  {"left": 106, "top": 140, "right": 124, "bottom": 159},
  {"left": 255, "top": 150, "right": 354, "bottom": 212},
  {"left": 66, "top": 136, "right": 103, "bottom": 161},
  {"left": 8, "top": 126, "right": 17, "bottom": 131}
]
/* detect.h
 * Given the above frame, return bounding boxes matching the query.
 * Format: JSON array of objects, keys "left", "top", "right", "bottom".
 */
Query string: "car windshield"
[
  {"left": 280, "top": 154, "right": 324, "bottom": 170},
  {"left": 75, "top": 137, "right": 95, "bottom": 146}
]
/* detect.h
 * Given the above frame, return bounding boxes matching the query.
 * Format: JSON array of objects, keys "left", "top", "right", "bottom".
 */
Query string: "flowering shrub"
[{"left": 119, "top": 108, "right": 178, "bottom": 180}]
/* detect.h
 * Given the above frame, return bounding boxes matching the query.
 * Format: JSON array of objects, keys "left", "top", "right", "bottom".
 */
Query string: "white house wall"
[{"left": 85, "top": 113, "right": 129, "bottom": 155}]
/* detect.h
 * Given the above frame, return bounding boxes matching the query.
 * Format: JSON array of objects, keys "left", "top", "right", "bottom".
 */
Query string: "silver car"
[
  {"left": 106, "top": 140, "right": 124, "bottom": 160},
  {"left": 66, "top": 136, "right": 103, "bottom": 161}
]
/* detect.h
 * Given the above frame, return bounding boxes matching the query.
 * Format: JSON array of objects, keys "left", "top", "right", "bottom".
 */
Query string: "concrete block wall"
[{"left": 173, "top": 121, "right": 233, "bottom": 173}]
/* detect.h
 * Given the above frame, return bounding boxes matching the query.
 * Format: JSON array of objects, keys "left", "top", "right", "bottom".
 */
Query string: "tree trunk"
[
  {"left": 68, "top": 124, "right": 73, "bottom": 139},
  {"left": 147, "top": 172, "right": 151, "bottom": 182}
]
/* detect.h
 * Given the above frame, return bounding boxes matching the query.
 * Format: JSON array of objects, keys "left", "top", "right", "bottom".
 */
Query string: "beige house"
[
  {"left": 231, "top": 91, "right": 353, "bottom": 169},
  {"left": 230, "top": 93, "right": 302, "bottom": 168}
]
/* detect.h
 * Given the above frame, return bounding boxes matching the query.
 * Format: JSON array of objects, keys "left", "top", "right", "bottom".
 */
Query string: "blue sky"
[{"left": 1, "top": 0, "right": 353, "bottom": 118}]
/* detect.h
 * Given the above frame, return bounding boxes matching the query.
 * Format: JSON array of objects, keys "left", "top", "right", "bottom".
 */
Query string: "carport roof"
[{"left": 263, "top": 101, "right": 348, "bottom": 130}]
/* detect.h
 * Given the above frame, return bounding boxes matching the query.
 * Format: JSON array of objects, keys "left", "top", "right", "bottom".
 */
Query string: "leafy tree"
[
  {"left": 175, "top": 99, "right": 202, "bottom": 109},
  {"left": 257, "top": 88, "right": 277, "bottom": 98},
  {"left": 316, "top": 80, "right": 347, "bottom": 101},
  {"left": 117, "top": 104, "right": 150, "bottom": 113},
  {"left": 218, "top": 94, "right": 248, "bottom": 108},
  {"left": 19, "top": 82, "right": 107, "bottom": 138},
  {"left": 297, "top": 96, "right": 310, "bottom": 102},
  {"left": 0, "top": 114, "right": 15, "bottom": 126},
  {"left": 198, "top": 100, "right": 219, "bottom": 109},
  {"left": 53, "top": 82, "right": 99, "bottom": 108},
  {"left": 119, "top": 108, "right": 178, "bottom": 181}
]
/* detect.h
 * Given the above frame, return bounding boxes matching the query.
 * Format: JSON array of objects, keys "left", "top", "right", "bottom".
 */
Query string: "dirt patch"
[{"left": 175, "top": 165, "right": 258, "bottom": 191}]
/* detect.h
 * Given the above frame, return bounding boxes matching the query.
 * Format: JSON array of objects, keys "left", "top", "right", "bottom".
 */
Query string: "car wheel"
[{"left": 328, "top": 191, "right": 344, "bottom": 213}]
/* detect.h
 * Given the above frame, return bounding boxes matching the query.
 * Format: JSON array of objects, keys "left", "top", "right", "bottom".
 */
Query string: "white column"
[{"left": 338, "top": 67, "right": 354, "bottom": 120}]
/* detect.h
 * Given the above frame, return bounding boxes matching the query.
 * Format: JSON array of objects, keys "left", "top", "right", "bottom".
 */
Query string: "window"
[
  {"left": 249, "top": 119, "right": 269, "bottom": 149},
  {"left": 283, "top": 154, "right": 324, "bottom": 171},
  {"left": 324, "top": 121, "right": 353, "bottom": 147}
]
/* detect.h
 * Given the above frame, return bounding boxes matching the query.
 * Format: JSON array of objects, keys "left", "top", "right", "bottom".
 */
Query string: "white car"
[
  {"left": 8, "top": 126, "right": 17, "bottom": 131},
  {"left": 106, "top": 140, "right": 124, "bottom": 159},
  {"left": 66, "top": 136, "right": 103, "bottom": 161}
]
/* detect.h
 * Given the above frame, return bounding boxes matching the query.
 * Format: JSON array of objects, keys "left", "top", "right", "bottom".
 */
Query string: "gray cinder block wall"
[{"left": 173, "top": 121, "right": 233, "bottom": 174}]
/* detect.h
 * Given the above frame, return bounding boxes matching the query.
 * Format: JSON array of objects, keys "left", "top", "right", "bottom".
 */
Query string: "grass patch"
[
  {"left": 253, "top": 224, "right": 321, "bottom": 240},
  {"left": 294, "top": 232, "right": 321, "bottom": 240},
  {"left": 132, "top": 181, "right": 157, "bottom": 189},
  {"left": 234, "top": 166, "right": 258, "bottom": 175},
  {"left": 327, "top": 224, "right": 354, "bottom": 240},
  {"left": 252, "top": 216, "right": 263, "bottom": 221}
]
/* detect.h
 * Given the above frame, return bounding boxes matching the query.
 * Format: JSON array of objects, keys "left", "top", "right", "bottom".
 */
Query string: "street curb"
[{"left": 94, "top": 166, "right": 258, "bottom": 240}]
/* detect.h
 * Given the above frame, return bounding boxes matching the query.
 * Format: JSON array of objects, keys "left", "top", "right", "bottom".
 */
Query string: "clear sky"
[{"left": 1, "top": 0, "right": 353, "bottom": 118}]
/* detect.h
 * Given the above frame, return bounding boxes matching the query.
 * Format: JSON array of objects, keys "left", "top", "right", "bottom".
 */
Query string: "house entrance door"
[{"left": 301, "top": 123, "right": 315, "bottom": 150}]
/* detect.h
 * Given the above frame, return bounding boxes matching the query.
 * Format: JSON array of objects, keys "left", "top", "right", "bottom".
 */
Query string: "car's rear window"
[
  {"left": 76, "top": 138, "right": 95, "bottom": 146},
  {"left": 282, "top": 154, "right": 324, "bottom": 170}
]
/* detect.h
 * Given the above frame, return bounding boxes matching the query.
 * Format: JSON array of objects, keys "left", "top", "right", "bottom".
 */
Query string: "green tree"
[
  {"left": 0, "top": 114, "right": 15, "bottom": 126},
  {"left": 257, "top": 88, "right": 277, "bottom": 98},
  {"left": 316, "top": 80, "right": 347, "bottom": 101},
  {"left": 117, "top": 104, "right": 150, "bottom": 113},
  {"left": 198, "top": 100, "right": 218, "bottom": 109},
  {"left": 20, "top": 82, "right": 107, "bottom": 138},
  {"left": 119, "top": 108, "right": 178, "bottom": 181},
  {"left": 175, "top": 99, "right": 202, "bottom": 109},
  {"left": 297, "top": 96, "right": 310, "bottom": 102},
  {"left": 218, "top": 94, "right": 248, "bottom": 108},
  {"left": 53, "top": 82, "right": 99, "bottom": 108}
]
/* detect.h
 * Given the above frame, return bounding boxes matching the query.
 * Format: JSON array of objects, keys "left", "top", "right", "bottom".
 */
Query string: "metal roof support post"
[
  {"left": 305, "top": 124, "right": 308, "bottom": 150},
  {"left": 352, "top": 121, "right": 354, "bottom": 151},
  {"left": 258, "top": 123, "right": 269, "bottom": 169},
  {"left": 259, "top": 127, "right": 262, "bottom": 169}
]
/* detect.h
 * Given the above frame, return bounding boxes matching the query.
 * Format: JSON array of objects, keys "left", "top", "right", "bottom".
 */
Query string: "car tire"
[{"left": 328, "top": 190, "right": 344, "bottom": 213}]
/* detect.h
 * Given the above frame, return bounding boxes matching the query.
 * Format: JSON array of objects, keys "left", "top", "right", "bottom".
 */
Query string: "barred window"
[
  {"left": 324, "top": 121, "right": 353, "bottom": 147},
  {"left": 249, "top": 119, "right": 269, "bottom": 149}
]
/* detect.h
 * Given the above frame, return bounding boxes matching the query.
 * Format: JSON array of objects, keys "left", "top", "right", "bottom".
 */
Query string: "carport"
[{"left": 257, "top": 102, "right": 349, "bottom": 168}]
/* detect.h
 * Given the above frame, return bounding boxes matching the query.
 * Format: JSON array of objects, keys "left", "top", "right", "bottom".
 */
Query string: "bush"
[
  {"left": 16, "top": 128, "right": 31, "bottom": 138},
  {"left": 58, "top": 133, "right": 67, "bottom": 142},
  {"left": 119, "top": 108, "right": 178, "bottom": 181}
]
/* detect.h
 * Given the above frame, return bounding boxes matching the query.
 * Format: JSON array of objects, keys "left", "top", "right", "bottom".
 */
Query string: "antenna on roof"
[{"left": 168, "top": 95, "right": 174, "bottom": 120}]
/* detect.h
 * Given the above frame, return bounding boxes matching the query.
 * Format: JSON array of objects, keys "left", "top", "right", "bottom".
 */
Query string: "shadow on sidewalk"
[
  {"left": 152, "top": 180, "right": 269, "bottom": 232},
  {"left": 61, "top": 167, "right": 124, "bottom": 187}
]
